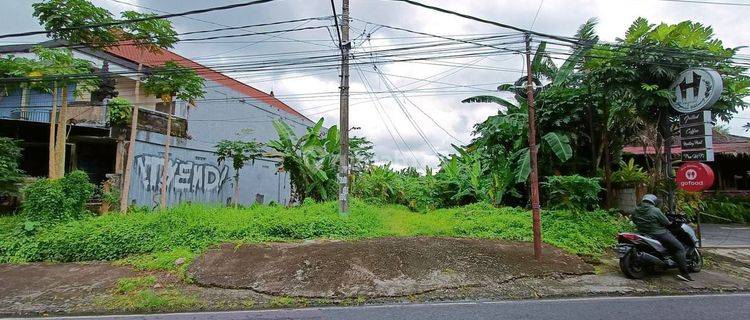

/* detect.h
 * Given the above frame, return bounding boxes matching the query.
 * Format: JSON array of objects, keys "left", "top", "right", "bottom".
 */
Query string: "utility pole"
[
  {"left": 524, "top": 33, "right": 543, "bottom": 261},
  {"left": 337, "top": 0, "right": 351, "bottom": 215}
]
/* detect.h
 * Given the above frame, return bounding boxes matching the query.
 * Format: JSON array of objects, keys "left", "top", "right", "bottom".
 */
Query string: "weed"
[
  {"left": 115, "top": 276, "right": 156, "bottom": 294},
  {"left": 99, "top": 289, "right": 199, "bottom": 312},
  {"left": 268, "top": 296, "right": 298, "bottom": 308}
]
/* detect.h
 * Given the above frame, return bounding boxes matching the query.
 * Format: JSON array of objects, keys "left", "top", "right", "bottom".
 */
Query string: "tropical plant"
[
  {"left": 21, "top": 170, "right": 95, "bottom": 223},
  {"left": 215, "top": 139, "right": 264, "bottom": 207},
  {"left": 543, "top": 175, "right": 603, "bottom": 211},
  {"left": 32, "top": 0, "right": 118, "bottom": 49},
  {"left": 267, "top": 118, "right": 340, "bottom": 203},
  {"left": 107, "top": 97, "right": 133, "bottom": 126},
  {"left": 143, "top": 60, "right": 205, "bottom": 208},
  {"left": 611, "top": 158, "right": 648, "bottom": 188},
  {"left": 349, "top": 135, "right": 375, "bottom": 174},
  {"left": 30, "top": 46, "right": 99, "bottom": 179},
  {"left": 0, "top": 138, "right": 25, "bottom": 197}
]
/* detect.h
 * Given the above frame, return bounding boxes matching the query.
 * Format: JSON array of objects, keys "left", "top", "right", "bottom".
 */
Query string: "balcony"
[{"left": 1, "top": 102, "right": 188, "bottom": 138}]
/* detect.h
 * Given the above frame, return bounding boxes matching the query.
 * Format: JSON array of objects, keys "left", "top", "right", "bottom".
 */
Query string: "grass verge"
[{"left": 0, "top": 200, "right": 631, "bottom": 263}]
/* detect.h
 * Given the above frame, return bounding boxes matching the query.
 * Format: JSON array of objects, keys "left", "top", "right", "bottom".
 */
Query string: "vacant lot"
[{"left": 0, "top": 200, "right": 630, "bottom": 264}]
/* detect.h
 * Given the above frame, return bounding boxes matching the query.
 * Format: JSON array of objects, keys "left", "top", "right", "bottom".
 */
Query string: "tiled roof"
[{"left": 105, "top": 43, "right": 310, "bottom": 121}]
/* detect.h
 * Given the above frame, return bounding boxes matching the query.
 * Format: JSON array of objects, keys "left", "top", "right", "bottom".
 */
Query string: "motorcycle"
[{"left": 617, "top": 214, "right": 703, "bottom": 279}]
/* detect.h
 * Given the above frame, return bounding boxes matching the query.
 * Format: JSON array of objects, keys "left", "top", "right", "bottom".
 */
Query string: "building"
[
  {"left": 0, "top": 40, "right": 314, "bottom": 208},
  {"left": 622, "top": 131, "right": 750, "bottom": 194}
]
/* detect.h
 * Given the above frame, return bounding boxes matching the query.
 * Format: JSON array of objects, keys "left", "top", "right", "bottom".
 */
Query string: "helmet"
[{"left": 642, "top": 194, "right": 658, "bottom": 205}]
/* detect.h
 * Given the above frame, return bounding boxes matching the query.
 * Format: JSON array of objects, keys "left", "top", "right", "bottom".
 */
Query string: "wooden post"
[
  {"left": 54, "top": 85, "right": 69, "bottom": 178},
  {"left": 524, "top": 33, "right": 543, "bottom": 261},
  {"left": 119, "top": 105, "right": 138, "bottom": 214},
  {"left": 48, "top": 82, "right": 58, "bottom": 178},
  {"left": 120, "top": 61, "right": 144, "bottom": 213},
  {"left": 159, "top": 102, "right": 174, "bottom": 209}
]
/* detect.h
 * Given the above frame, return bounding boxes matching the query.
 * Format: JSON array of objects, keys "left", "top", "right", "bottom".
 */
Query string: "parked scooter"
[{"left": 617, "top": 213, "right": 703, "bottom": 279}]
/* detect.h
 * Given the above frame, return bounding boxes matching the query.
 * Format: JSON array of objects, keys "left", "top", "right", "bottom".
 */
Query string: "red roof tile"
[{"left": 105, "top": 43, "right": 310, "bottom": 121}]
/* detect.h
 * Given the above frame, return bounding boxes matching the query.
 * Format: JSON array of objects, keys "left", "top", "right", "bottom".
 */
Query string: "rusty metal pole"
[{"left": 524, "top": 33, "right": 543, "bottom": 261}]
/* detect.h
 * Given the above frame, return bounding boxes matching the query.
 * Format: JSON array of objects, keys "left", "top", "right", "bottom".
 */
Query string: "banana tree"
[{"left": 267, "top": 118, "right": 340, "bottom": 204}]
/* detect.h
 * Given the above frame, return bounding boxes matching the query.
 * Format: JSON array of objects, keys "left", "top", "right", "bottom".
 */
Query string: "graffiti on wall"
[{"left": 135, "top": 154, "right": 230, "bottom": 192}]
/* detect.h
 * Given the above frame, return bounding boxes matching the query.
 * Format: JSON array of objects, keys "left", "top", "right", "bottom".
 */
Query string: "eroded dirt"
[
  {"left": 0, "top": 262, "right": 137, "bottom": 315},
  {"left": 188, "top": 237, "right": 594, "bottom": 298},
  {"left": 1, "top": 239, "right": 748, "bottom": 316}
]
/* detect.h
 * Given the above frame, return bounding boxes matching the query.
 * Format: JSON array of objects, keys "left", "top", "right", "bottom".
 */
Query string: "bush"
[
  {"left": 0, "top": 137, "right": 25, "bottom": 197},
  {"left": 21, "top": 170, "right": 95, "bottom": 223},
  {"left": 703, "top": 194, "right": 750, "bottom": 224},
  {"left": 0, "top": 199, "right": 630, "bottom": 263},
  {"left": 107, "top": 97, "right": 133, "bottom": 126},
  {"left": 611, "top": 158, "right": 648, "bottom": 188},
  {"left": 352, "top": 165, "right": 437, "bottom": 211},
  {"left": 543, "top": 175, "right": 603, "bottom": 211}
]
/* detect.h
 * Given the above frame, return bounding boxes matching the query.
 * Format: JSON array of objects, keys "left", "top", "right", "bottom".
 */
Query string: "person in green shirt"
[{"left": 631, "top": 194, "right": 693, "bottom": 281}]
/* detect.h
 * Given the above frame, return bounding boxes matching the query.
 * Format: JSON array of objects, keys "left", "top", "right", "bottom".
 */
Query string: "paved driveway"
[{"left": 699, "top": 224, "right": 750, "bottom": 247}]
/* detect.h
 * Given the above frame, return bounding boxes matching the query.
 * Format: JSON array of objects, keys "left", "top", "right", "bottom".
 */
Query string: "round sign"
[
  {"left": 669, "top": 68, "right": 723, "bottom": 114},
  {"left": 676, "top": 162, "right": 715, "bottom": 192}
]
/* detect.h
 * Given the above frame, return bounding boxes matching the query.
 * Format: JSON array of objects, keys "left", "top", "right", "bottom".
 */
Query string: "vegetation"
[
  {"left": 0, "top": 200, "right": 630, "bottom": 264},
  {"left": 611, "top": 159, "right": 648, "bottom": 188},
  {"left": 99, "top": 275, "right": 198, "bottom": 312},
  {"left": 20, "top": 170, "right": 95, "bottom": 223},
  {"left": 107, "top": 97, "right": 133, "bottom": 126},
  {"left": 702, "top": 194, "right": 750, "bottom": 223},
  {"left": 0, "top": 138, "right": 25, "bottom": 197},
  {"left": 543, "top": 175, "right": 603, "bottom": 211},
  {"left": 215, "top": 138, "right": 264, "bottom": 207}
]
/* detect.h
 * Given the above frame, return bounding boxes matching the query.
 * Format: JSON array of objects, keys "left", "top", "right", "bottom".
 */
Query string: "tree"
[
  {"left": 143, "top": 60, "right": 205, "bottom": 208},
  {"left": 349, "top": 135, "right": 374, "bottom": 174},
  {"left": 584, "top": 18, "right": 749, "bottom": 204},
  {"left": 0, "top": 138, "right": 25, "bottom": 197},
  {"left": 267, "top": 118, "right": 341, "bottom": 204},
  {"left": 216, "top": 139, "right": 264, "bottom": 207},
  {"left": 32, "top": 0, "right": 119, "bottom": 49},
  {"left": 32, "top": 46, "right": 99, "bottom": 178},
  {"left": 32, "top": 0, "right": 179, "bottom": 211}
]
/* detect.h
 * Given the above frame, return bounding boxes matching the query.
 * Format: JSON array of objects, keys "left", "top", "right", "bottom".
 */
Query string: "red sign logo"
[{"left": 676, "top": 162, "right": 715, "bottom": 192}]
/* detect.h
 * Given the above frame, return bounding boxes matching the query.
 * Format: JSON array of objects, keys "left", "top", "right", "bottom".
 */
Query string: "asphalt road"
[
  {"left": 700, "top": 224, "right": 750, "bottom": 247},
  {"left": 28, "top": 294, "right": 750, "bottom": 320}
]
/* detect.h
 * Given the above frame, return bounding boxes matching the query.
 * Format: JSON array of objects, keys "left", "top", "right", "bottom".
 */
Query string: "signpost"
[{"left": 670, "top": 68, "right": 722, "bottom": 247}]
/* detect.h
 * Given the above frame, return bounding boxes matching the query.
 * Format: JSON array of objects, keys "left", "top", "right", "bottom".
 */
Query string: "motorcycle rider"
[{"left": 631, "top": 194, "right": 693, "bottom": 282}]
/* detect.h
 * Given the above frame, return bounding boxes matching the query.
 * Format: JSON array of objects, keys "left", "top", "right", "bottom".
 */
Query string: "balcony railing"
[
  {"left": 2, "top": 104, "right": 108, "bottom": 127},
  {"left": 2, "top": 103, "right": 188, "bottom": 137}
]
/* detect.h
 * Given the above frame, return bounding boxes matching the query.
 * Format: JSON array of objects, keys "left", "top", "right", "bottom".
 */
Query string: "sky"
[{"left": 2, "top": 0, "right": 749, "bottom": 169}]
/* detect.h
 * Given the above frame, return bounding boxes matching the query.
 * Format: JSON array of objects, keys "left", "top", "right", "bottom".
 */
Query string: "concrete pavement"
[
  {"left": 23, "top": 294, "right": 750, "bottom": 320},
  {"left": 700, "top": 224, "right": 750, "bottom": 248}
]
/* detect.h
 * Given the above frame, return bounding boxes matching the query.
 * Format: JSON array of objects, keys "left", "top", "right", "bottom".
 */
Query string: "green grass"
[
  {"left": 0, "top": 199, "right": 631, "bottom": 263},
  {"left": 116, "top": 276, "right": 157, "bottom": 294}
]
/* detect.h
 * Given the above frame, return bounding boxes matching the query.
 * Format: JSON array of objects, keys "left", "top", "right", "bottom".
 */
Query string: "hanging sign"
[
  {"left": 679, "top": 110, "right": 712, "bottom": 126},
  {"left": 669, "top": 68, "right": 723, "bottom": 114},
  {"left": 680, "top": 122, "right": 712, "bottom": 138},
  {"left": 681, "top": 149, "right": 715, "bottom": 162},
  {"left": 680, "top": 136, "right": 713, "bottom": 150},
  {"left": 676, "top": 162, "right": 715, "bottom": 192}
]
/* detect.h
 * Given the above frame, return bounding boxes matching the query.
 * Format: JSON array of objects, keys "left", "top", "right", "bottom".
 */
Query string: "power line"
[
  {"left": 0, "top": 0, "right": 281, "bottom": 40},
  {"left": 653, "top": 0, "right": 750, "bottom": 6},
  {"left": 529, "top": 0, "right": 545, "bottom": 30}
]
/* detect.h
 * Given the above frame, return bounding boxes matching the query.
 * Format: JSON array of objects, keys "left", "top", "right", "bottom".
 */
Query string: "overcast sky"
[{"left": 3, "top": 0, "right": 749, "bottom": 168}]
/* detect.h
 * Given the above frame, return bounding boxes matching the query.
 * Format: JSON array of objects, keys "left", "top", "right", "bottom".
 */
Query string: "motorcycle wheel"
[
  {"left": 687, "top": 248, "right": 703, "bottom": 273},
  {"left": 619, "top": 248, "right": 646, "bottom": 279}
]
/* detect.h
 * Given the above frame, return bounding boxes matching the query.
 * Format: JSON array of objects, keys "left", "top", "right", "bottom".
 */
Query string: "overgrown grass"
[{"left": 0, "top": 200, "right": 630, "bottom": 263}]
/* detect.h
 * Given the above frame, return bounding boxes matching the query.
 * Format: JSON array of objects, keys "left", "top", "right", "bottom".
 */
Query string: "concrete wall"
[{"left": 125, "top": 78, "right": 312, "bottom": 208}]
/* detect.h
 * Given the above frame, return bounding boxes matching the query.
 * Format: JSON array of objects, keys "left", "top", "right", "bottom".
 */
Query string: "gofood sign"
[{"left": 669, "top": 68, "right": 722, "bottom": 114}]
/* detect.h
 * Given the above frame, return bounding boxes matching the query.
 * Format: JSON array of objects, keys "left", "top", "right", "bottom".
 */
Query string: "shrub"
[
  {"left": 703, "top": 194, "right": 750, "bottom": 223},
  {"left": 107, "top": 97, "right": 133, "bottom": 126},
  {"left": 611, "top": 158, "right": 648, "bottom": 188},
  {"left": 543, "top": 175, "right": 603, "bottom": 210},
  {"left": 21, "top": 170, "right": 95, "bottom": 223},
  {"left": 0, "top": 137, "right": 25, "bottom": 197},
  {"left": 0, "top": 199, "right": 630, "bottom": 263}
]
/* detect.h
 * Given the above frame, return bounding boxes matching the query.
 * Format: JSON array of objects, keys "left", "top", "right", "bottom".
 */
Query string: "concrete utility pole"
[
  {"left": 337, "top": 0, "right": 351, "bottom": 215},
  {"left": 524, "top": 33, "right": 543, "bottom": 261}
]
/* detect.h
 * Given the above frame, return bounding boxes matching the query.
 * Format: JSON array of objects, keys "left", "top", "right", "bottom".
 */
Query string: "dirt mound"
[
  {"left": 188, "top": 237, "right": 593, "bottom": 298},
  {"left": 0, "top": 262, "right": 136, "bottom": 314}
]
